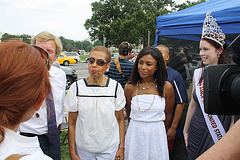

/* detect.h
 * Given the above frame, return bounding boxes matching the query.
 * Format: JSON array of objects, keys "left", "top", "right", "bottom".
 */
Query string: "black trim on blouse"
[{"left": 76, "top": 78, "right": 118, "bottom": 98}]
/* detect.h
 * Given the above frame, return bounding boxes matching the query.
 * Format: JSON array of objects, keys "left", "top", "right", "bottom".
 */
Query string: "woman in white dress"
[
  {"left": 0, "top": 40, "right": 52, "bottom": 160},
  {"left": 124, "top": 47, "right": 175, "bottom": 160},
  {"left": 65, "top": 46, "right": 126, "bottom": 160}
]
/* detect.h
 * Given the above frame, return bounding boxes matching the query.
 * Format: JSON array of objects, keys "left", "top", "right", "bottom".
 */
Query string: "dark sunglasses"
[
  {"left": 86, "top": 57, "right": 110, "bottom": 66},
  {"left": 31, "top": 45, "right": 50, "bottom": 70}
]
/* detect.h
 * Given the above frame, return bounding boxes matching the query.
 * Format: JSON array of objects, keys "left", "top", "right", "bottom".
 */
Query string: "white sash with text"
[{"left": 194, "top": 68, "right": 226, "bottom": 143}]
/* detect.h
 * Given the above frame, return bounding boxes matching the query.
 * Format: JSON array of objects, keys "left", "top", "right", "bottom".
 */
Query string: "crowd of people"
[{"left": 0, "top": 11, "right": 239, "bottom": 160}]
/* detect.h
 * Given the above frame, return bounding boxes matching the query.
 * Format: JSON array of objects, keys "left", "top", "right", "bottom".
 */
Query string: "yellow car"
[{"left": 57, "top": 53, "right": 77, "bottom": 66}]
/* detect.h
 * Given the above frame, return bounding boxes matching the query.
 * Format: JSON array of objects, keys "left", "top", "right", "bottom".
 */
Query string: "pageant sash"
[{"left": 194, "top": 68, "right": 226, "bottom": 143}]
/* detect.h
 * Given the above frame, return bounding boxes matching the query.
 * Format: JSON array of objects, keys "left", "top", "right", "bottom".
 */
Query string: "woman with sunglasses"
[
  {"left": 0, "top": 40, "right": 52, "bottom": 159},
  {"left": 124, "top": 47, "right": 175, "bottom": 160},
  {"left": 65, "top": 46, "right": 126, "bottom": 160}
]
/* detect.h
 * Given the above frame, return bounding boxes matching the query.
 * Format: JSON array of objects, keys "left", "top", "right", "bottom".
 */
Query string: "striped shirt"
[{"left": 105, "top": 57, "right": 134, "bottom": 88}]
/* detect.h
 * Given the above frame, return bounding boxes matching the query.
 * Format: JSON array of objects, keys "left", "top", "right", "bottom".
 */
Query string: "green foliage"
[
  {"left": 1, "top": 33, "right": 31, "bottom": 44},
  {"left": 94, "top": 40, "right": 102, "bottom": 46},
  {"left": 85, "top": 0, "right": 206, "bottom": 47},
  {"left": 59, "top": 36, "right": 93, "bottom": 52},
  {"left": 1, "top": 33, "right": 94, "bottom": 53},
  {"left": 84, "top": 0, "right": 174, "bottom": 47},
  {"left": 175, "top": 0, "right": 206, "bottom": 11}
]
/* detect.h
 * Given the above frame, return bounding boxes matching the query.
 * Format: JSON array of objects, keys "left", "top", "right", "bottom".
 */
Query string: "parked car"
[
  {"left": 57, "top": 53, "right": 77, "bottom": 66},
  {"left": 52, "top": 61, "right": 78, "bottom": 90},
  {"left": 60, "top": 66, "right": 78, "bottom": 90},
  {"left": 64, "top": 52, "right": 81, "bottom": 62}
]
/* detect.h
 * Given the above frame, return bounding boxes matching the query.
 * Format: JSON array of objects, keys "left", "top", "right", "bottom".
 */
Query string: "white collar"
[{"left": 49, "top": 66, "right": 57, "bottom": 78}]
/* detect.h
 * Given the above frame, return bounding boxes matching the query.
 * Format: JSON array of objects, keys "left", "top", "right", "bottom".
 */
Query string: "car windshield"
[{"left": 65, "top": 53, "right": 77, "bottom": 56}]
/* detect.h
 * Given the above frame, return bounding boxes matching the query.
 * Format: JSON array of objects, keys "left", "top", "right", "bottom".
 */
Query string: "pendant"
[{"left": 35, "top": 113, "right": 40, "bottom": 118}]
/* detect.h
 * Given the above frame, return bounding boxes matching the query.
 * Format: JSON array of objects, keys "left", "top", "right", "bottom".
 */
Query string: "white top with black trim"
[{"left": 65, "top": 78, "right": 126, "bottom": 153}]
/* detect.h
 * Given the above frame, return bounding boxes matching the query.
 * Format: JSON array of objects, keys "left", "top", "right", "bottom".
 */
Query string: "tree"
[
  {"left": 84, "top": 0, "right": 174, "bottom": 47},
  {"left": 1, "top": 33, "right": 31, "bottom": 43},
  {"left": 107, "top": 10, "right": 160, "bottom": 47},
  {"left": 19, "top": 34, "right": 31, "bottom": 44},
  {"left": 175, "top": 0, "right": 206, "bottom": 11},
  {"left": 82, "top": 40, "right": 93, "bottom": 52},
  {"left": 94, "top": 40, "right": 102, "bottom": 46}
]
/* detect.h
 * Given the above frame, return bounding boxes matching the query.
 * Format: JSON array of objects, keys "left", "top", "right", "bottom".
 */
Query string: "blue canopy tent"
[{"left": 155, "top": 0, "right": 240, "bottom": 46}]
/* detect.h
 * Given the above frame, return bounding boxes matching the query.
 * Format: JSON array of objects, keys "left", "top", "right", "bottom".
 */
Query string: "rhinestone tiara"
[{"left": 202, "top": 11, "right": 226, "bottom": 46}]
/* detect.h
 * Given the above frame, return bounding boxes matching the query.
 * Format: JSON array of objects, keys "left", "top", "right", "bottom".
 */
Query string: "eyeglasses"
[
  {"left": 31, "top": 45, "right": 50, "bottom": 70},
  {"left": 86, "top": 57, "right": 110, "bottom": 66}
]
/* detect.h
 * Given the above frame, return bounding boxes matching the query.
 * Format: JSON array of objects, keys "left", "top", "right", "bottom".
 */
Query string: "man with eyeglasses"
[
  {"left": 19, "top": 32, "right": 66, "bottom": 160},
  {"left": 105, "top": 41, "right": 134, "bottom": 88}
]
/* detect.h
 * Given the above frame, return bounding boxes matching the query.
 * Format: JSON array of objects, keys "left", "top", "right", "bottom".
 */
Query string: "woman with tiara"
[
  {"left": 124, "top": 47, "right": 174, "bottom": 160},
  {"left": 183, "top": 11, "right": 239, "bottom": 159}
]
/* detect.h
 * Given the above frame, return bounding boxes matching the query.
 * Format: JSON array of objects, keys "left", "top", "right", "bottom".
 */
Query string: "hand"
[
  {"left": 183, "top": 130, "right": 188, "bottom": 150},
  {"left": 167, "top": 127, "right": 176, "bottom": 141},
  {"left": 115, "top": 147, "right": 124, "bottom": 160},
  {"left": 70, "top": 153, "right": 80, "bottom": 160}
]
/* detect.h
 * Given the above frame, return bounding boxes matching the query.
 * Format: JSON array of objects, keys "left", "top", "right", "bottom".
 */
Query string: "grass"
[
  {"left": 60, "top": 130, "right": 70, "bottom": 160},
  {"left": 80, "top": 55, "right": 89, "bottom": 62}
]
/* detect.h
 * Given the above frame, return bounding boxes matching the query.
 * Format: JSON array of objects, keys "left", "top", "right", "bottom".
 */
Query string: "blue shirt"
[
  {"left": 167, "top": 67, "right": 188, "bottom": 106},
  {"left": 167, "top": 67, "right": 188, "bottom": 130},
  {"left": 105, "top": 57, "right": 134, "bottom": 88}
]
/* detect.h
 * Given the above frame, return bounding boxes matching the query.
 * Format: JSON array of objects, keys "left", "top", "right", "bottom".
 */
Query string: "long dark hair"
[
  {"left": 198, "top": 37, "right": 227, "bottom": 84},
  {"left": 128, "top": 47, "right": 167, "bottom": 97}
]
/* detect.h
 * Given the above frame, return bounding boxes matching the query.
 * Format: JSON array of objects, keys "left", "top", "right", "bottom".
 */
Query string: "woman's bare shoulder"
[
  {"left": 164, "top": 81, "right": 174, "bottom": 97},
  {"left": 164, "top": 81, "right": 173, "bottom": 90},
  {"left": 125, "top": 83, "right": 136, "bottom": 91}
]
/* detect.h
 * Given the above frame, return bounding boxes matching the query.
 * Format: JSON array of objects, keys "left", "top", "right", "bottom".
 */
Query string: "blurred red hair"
[{"left": 0, "top": 40, "right": 51, "bottom": 143}]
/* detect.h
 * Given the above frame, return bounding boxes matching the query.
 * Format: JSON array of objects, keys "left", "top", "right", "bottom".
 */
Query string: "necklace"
[
  {"left": 139, "top": 80, "right": 156, "bottom": 90},
  {"left": 136, "top": 81, "right": 157, "bottom": 112}
]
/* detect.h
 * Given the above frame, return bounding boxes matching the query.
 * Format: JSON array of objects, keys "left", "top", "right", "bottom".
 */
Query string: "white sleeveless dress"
[{"left": 125, "top": 95, "right": 169, "bottom": 160}]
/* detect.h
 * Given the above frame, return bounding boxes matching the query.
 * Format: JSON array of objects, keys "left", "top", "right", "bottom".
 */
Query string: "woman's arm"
[
  {"left": 115, "top": 109, "right": 125, "bottom": 160},
  {"left": 124, "top": 84, "right": 134, "bottom": 122},
  {"left": 68, "top": 112, "right": 80, "bottom": 160},
  {"left": 164, "top": 81, "right": 175, "bottom": 131},
  {"left": 183, "top": 97, "right": 197, "bottom": 149},
  {"left": 183, "top": 76, "right": 197, "bottom": 150}
]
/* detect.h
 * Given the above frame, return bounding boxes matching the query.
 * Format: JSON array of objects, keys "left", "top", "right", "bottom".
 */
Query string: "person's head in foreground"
[{"left": 0, "top": 40, "right": 51, "bottom": 143}]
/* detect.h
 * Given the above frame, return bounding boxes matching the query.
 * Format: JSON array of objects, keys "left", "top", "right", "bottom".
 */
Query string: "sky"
[{"left": 0, "top": 0, "right": 194, "bottom": 41}]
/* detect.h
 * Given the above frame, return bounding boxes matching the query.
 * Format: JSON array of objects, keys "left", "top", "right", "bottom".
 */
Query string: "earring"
[
  {"left": 106, "top": 68, "right": 109, "bottom": 72},
  {"left": 218, "top": 54, "right": 220, "bottom": 58}
]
